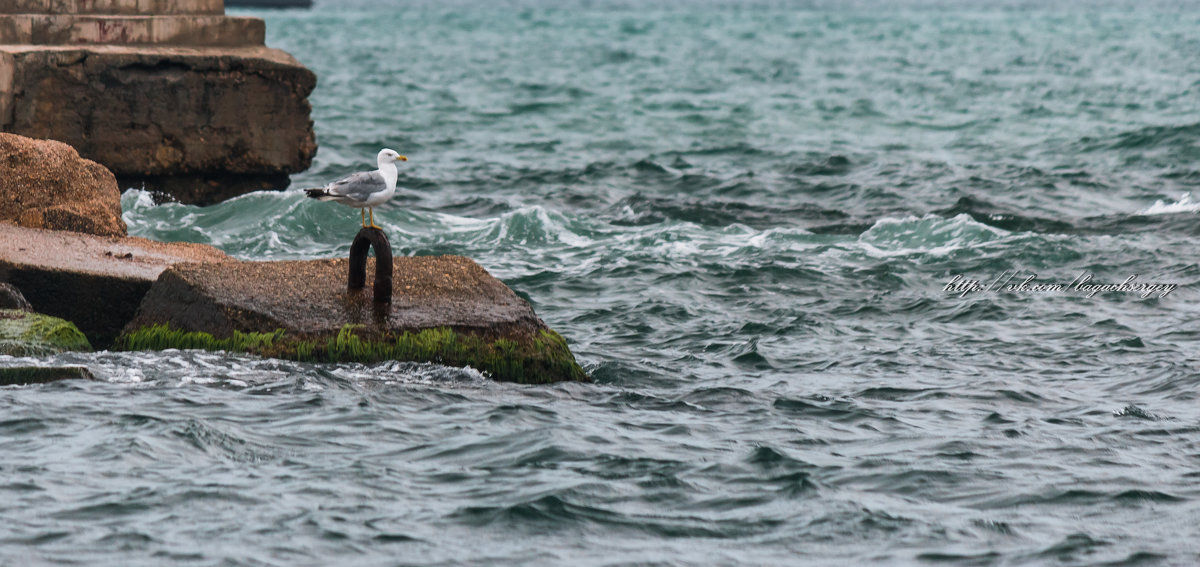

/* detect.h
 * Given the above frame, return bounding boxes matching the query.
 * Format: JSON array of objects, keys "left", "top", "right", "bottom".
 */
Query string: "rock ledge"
[
  {"left": 0, "top": 222, "right": 230, "bottom": 347},
  {"left": 119, "top": 257, "right": 588, "bottom": 383}
]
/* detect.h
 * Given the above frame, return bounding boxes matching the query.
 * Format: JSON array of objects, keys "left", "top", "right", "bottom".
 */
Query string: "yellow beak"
[{"left": 397, "top": 155, "right": 408, "bottom": 161}]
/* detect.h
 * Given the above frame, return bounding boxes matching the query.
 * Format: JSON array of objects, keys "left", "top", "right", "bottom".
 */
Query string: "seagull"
[{"left": 305, "top": 148, "right": 408, "bottom": 230}]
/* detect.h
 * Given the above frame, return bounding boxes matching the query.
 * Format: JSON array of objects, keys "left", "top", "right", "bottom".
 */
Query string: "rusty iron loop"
[{"left": 347, "top": 228, "right": 393, "bottom": 303}]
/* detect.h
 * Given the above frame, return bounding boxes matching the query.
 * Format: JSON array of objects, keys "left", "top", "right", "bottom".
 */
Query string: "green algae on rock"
[
  {"left": 119, "top": 256, "right": 589, "bottom": 383},
  {"left": 0, "top": 309, "right": 92, "bottom": 355},
  {"left": 0, "top": 366, "right": 96, "bottom": 386},
  {"left": 117, "top": 324, "right": 588, "bottom": 384},
  {"left": 0, "top": 222, "right": 230, "bottom": 349}
]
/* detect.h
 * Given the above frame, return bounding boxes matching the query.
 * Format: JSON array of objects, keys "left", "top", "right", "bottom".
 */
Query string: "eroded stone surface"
[
  {"left": 0, "top": 15, "right": 265, "bottom": 46},
  {"left": 125, "top": 256, "right": 549, "bottom": 341},
  {"left": 0, "top": 133, "right": 127, "bottom": 237},
  {"left": 0, "top": 0, "right": 224, "bottom": 15}
]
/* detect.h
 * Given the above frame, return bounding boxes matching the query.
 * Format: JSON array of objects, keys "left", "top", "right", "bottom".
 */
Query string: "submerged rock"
[
  {"left": 0, "top": 309, "right": 91, "bottom": 355},
  {"left": 0, "top": 366, "right": 96, "bottom": 386},
  {"left": 120, "top": 257, "right": 588, "bottom": 383},
  {"left": 0, "top": 222, "right": 230, "bottom": 348},
  {"left": 0, "top": 133, "right": 127, "bottom": 237}
]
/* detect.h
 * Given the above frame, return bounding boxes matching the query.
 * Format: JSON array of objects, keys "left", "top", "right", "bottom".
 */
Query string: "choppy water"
[{"left": 5, "top": 1, "right": 1200, "bottom": 564}]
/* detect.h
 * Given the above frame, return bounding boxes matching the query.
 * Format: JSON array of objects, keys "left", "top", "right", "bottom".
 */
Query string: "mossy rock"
[
  {"left": 0, "top": 309, "right": 92, "bottom": 355},
  {"left": 0, "top": 366, "right": 95, "bottom": 386},
  {"left": 116, "top": 324, "right": 588, "bottom": 384}
]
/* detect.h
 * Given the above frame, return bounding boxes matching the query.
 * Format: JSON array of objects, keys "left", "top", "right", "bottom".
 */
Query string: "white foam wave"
[
  {"left": 433, "top": 205, "right": 595, "bottom": 248},
  {"left": 857, "top": 214, "right": 1010, "bottom": 257},
  {"left": 1137, "top": 193, "right": 1200, "bottom": 215}
]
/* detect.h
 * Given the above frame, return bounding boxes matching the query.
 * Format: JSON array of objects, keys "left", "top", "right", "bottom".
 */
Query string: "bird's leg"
[
  {"left": 368, "top": 208, "right": 382, "bottom": 230},
  {"left": 360, "top": 208, "right": 367, "bottom": 228}
]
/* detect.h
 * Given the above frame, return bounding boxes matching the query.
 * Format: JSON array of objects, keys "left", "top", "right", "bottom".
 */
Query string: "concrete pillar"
[
  {"left": 0, "top": 0, "right": 317, "bottom": 203},
  {"left": 0, "top": 51, "right": 13, "bottom": 129},
  {"left": 0, "top": 15, "right": 265, "bottom": 46},
  {"left": 0, "top": 0, "right": 225, "bottom": 16}
]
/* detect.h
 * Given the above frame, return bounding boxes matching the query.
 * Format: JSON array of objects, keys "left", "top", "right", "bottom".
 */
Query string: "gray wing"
[{"left": 325, "top": 171, "right": 387, "bottom": 202}]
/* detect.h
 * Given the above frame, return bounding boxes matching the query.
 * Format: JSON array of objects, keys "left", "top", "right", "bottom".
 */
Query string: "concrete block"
[
  {"left": 0, "top": 45, "right": 317, "bottom": 201},
  {"left": 0, "top": 15, "right": 263, "bottom": 46},
  {"left": 0, "top": 51, "right": 12, "bottom": 129},
  {"left": 0, "top": 0, "right": 224, "bottom": 15},
  {"left": 0, "top": 15, "right": 33, "bottom": 44}
]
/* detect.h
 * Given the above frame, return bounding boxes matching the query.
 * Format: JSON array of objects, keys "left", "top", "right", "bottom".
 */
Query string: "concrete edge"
[
  {"left": 0, "top": 50, "right": 12, "bottom": 129},
  {"left": 0, "top": 0, "right": 224, "bottom": 16}
]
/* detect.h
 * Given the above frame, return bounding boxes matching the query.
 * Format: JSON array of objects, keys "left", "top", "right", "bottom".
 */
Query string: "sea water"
[{"left": 4, "top": 1, "right": 1200, "bottom": 564}]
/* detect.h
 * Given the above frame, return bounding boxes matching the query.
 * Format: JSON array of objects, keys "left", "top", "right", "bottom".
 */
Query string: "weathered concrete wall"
[
  {"left": 2, "top": 45, "right": 316, "bottom": 201},
  {"left": 0, "top": 0, "right": 317, "bottom": 203},
  {"left": 0, "top": 51, "right": 12, "bottom": 129},
  {"left": 0, "top": 0, "right": 224, "bottom": 15},
  {"left": 0, "top": 15, "right": 265, "bottom": 46}
]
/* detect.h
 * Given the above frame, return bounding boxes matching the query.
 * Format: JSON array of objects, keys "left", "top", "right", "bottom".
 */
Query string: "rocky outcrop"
[
  {"left": 120, "top": 257, "right": 589, "bottom": 383},
  {"left": 0, "top": 133, "right": 127, "bottom": 237},
  {"left": 0, "top": 0, "right": 317, "bottom": 203},
  {"left": 0, "top": 308, "right": 91, "bottom": 355},
  {"left": 0, "top": 222, "right": 229, "bottom": 347},
  {"left": 0, "top": 222, "right": 585, "bottom": 383}
]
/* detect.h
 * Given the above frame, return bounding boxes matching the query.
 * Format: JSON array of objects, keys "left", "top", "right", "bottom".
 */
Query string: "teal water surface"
[{"left": 5, "top": 1, "right": 1200, "bottom": 565}]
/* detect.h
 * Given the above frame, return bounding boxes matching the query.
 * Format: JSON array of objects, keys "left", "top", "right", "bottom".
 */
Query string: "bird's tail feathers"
[{"left": 304, "top": 188, "right": 337, "bottom": 201}]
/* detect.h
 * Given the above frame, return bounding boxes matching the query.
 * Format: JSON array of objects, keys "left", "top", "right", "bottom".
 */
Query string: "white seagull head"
[{"left": 376, "top": 148, "right": 408, "bottom": 169}]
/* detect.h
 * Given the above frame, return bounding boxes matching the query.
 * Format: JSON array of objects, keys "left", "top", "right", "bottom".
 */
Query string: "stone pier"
[{"left": 0, "top": 0, "right": 316, "bottom": 203}]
